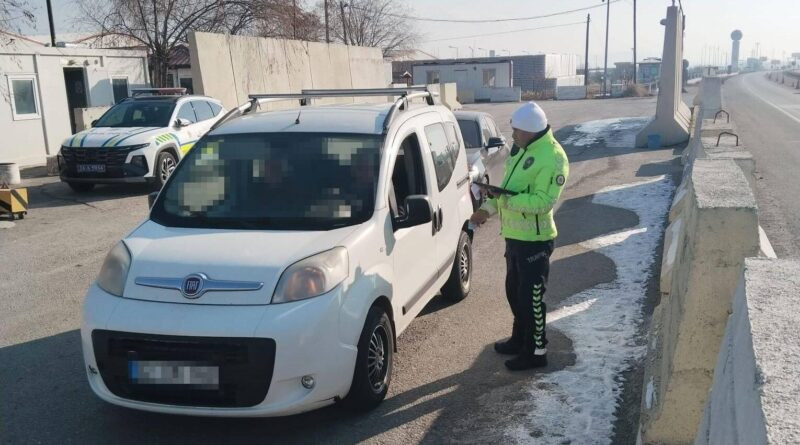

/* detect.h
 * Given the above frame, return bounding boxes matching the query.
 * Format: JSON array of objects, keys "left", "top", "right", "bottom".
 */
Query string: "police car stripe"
[{"left": 113, "top": 128, "right": 155, "bottom": 147}]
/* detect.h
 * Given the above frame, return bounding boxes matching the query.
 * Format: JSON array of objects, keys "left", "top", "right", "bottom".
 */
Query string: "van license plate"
[
  {"left": 77, "top": 164, "right": 106, "bottom": 173},
  {"left": 129, "top": 360, "right": 219, "bottom": 387}
]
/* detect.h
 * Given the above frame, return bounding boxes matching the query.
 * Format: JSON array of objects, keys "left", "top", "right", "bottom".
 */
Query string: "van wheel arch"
[{"left": 371, "top": 296, "right": 397, "bottom": 352}]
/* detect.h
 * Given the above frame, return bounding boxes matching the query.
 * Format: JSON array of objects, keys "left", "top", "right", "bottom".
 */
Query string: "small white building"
[
  {"left": 412, "top": 61, "right": 519, "bottom": 103},
  {"left": 0, "top": 38, "right": 149, "bottom": 166}
]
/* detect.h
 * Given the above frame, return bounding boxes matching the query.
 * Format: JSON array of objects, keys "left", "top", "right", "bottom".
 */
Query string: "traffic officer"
[{"left": 470, "top": 102, "right": 569, "bottom": 371}]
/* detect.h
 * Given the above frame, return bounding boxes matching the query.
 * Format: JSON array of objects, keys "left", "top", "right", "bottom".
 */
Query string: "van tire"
[
  {"left": 441, "top": 231, "right": 472, "bottom": 302},
  {"left": 154, "top": 151, "right": 178, "bottom": 190},
  {"left": 66, "top": 181, "right": 95, "bottom": 192},
  {"left": 345, "top": 305, "right": 394, "bottom": 411}
]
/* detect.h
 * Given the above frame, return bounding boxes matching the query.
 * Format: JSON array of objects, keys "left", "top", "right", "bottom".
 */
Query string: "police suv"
[
  {"left": 81, "top": 87, "right": 475, "bottom": 415},
  {"left": 58, "top": 88, "right": 225, "bottom": 191}
]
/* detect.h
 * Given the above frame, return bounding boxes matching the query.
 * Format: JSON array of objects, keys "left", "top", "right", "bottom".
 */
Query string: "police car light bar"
[{"left": 131, "top": 88, "right": 188, "bottom": 97}]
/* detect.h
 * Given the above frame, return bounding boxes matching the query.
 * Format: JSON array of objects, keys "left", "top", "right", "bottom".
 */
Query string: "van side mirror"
[
  {"left": 394, "top": 195, "right": 432, "bottom": 230},
  {"left": 148, "top": 192, "right": 158, "bottom": 208},
  {"left": 91, "top": 119, "right": 98, "bottom": 127},
  {"left": 486, "top": 136, "right": 505, "bottom": 149}
]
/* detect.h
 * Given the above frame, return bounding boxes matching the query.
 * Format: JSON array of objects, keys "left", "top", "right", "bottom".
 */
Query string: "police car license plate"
[
  {"left": 129, "top": 360, "right": 219, "bottom": 387},
  {"left": 77, "top": 164, "right": 106, "bottom": 173}
]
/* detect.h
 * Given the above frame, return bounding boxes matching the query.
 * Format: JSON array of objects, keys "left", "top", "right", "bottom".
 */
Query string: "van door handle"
[{"left": 437, "top": 208, "right": 443, "bottom": 232}]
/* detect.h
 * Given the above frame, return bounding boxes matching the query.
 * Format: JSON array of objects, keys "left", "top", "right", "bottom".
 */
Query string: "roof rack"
[
  {"left": 131, "top": 88, "right": 188, "bottom": 97},
  {"left": 210, "top": 86, "right": 438, "bottom": 134}
]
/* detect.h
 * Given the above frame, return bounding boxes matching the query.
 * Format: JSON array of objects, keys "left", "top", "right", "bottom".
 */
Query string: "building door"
[{"left": 63, "top": 68, "right": 88, "bottom": 133}]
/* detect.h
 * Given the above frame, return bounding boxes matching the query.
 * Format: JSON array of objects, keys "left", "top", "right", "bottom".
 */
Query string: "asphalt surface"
[
  {"left": 0, "top": 96, "right": 681, "bottom": 444},
  {"left": 723, "top": 72, "right": 800, "bottom": 257}
]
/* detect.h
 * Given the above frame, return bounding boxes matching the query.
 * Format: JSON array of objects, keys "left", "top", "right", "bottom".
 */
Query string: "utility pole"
[
  {"left": 45, "top": 0, "right": 56, "bottom": 46},
  {"left": 603, "top": 0, "right": 611, "bottom": 96},
  {"left": 339, "top": 2, "right": 348, "bottom": 45},
  {"left": 584, "top": 14, "right": 590, "bottom": 87},
  {"left": 633, "top": 0, "right": 637, "bottom": 84},
  {"left": 324, "top": 0, "right": 330, "bottom": 43}
]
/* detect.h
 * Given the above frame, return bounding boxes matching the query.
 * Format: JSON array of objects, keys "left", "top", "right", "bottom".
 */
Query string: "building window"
[
  {"left": 7, "top": 75, "right": 40, "bottom": 120},
  {"left": 482, "top": 69, "right": 496, "bottom": 87},
  {"left": 167, "top": 73, "right": 175, "bottom": 87},
  {"left": 179, "top": 77, "right": 193, "bottom": 94},
  {"left": 112, "top": 77, "right": 129, "bottom": 103},
  {"left": 426, "top": 70, "right": 440, "bottom": 84}
]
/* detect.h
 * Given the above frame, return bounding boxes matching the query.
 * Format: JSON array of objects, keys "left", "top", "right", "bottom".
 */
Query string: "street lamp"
[
  {"left": 448, "top": 45, "right": 459, "bottom": 59},
  {"left": 478, "top": 47, "right": 488, "bottom": 57},
  {"left": 468, "top": 46, "right": 475, "bottom": 58}
]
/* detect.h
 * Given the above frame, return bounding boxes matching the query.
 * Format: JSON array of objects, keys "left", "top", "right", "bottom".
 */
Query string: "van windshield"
[
  {"left": 94, "top": 101, "right": 175, "bottom": 127},
  {"left": 150, "top": 132, "right": 383, "bottom": 230}
]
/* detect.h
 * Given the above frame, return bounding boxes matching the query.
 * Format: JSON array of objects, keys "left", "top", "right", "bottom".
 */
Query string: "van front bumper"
[{"left": 81, "top": 284, "right": 358, "bottom": 417}]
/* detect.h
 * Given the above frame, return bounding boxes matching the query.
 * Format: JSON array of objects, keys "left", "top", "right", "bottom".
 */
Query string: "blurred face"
[{"left": 512, "top": 127, "right": 536, "bottom": 148}]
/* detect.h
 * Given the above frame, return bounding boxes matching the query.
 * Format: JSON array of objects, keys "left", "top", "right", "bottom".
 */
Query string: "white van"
[{"left": 81, "top": 88, "right": 475, "bottom": 416}]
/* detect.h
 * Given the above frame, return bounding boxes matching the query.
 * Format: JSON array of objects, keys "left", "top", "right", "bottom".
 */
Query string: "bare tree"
[
  {"left": 251, "top": 0, "right": 323, "bottom": 41},
  {"left": 324, "top": 0, "right": 417, "bottom": 56},
  {"left": 77, "top": 0, "right": 252, "bottom": 87},
  {"left": 0, "top": 0, "right": 34, "bottom": 34}
]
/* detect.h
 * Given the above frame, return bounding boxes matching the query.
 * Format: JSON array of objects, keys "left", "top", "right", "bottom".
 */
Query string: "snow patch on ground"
[
  {"left": 509, "top": 174, "right": 674, "bottom": 444},
  {"left": 561, "top": 117, "right": 652, "bottom": 148}
]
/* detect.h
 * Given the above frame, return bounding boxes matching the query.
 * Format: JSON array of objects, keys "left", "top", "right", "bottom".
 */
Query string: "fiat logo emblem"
[{"left": 182, "top": 274, "right": 204, "bottom": 299}]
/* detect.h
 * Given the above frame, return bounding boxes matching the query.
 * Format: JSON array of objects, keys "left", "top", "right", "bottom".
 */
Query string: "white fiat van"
[{"left": 81, "top": 87, "right": 475, "bottom": 416}]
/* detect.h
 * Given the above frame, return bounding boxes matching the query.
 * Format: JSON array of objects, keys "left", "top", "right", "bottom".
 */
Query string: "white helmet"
[{"left": 511, "top": 102, "right": 548, "bottom": 133}]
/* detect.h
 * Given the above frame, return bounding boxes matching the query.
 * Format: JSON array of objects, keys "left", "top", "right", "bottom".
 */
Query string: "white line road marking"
[{"left": 741, "top": 76, "right": 800, "bottom": 125}]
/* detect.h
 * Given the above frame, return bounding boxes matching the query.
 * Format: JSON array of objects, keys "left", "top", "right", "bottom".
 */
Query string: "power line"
[
  {"left": 352, "top": 1, "right": 621, "bottom": 24},
  {"left": 423, "top": 21, "right": 587, "bottom": 43}
]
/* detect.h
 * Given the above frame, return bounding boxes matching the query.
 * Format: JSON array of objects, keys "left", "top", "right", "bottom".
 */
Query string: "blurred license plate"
[
  {"left": 129, "top": 361, "right": 219, "bottom": 387},
  {"left": 77, "top": 164, "right": 105, "bottom": 173}
]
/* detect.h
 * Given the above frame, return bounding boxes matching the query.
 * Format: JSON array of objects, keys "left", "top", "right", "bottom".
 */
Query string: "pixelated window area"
[{"left": 161, "top": 133, "right": 382, "bottom": 229}]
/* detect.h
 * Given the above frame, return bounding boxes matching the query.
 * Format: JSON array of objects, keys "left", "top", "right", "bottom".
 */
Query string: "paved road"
[
  {"left": 0, "top": 97, "right": 680, "bottom": 444},
  {"left": 724, "top": 72, "right": 800, "bottom": 256}
]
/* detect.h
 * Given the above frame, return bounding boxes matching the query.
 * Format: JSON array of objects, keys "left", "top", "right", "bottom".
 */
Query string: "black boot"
[
  {"left": 494, "top": 321, "right": 522, "bottom": 355},
  {"left": 504, "top": 353, "right": 547, "bottom": 371},
  {"left": 494, "top": 337, "right": 522, "bottom": 355}
]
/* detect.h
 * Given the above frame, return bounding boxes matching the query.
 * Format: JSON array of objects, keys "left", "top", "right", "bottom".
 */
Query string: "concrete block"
[
  {"left": 640, "top": 159, "right": 759, "bottom": 445},
  {"left": 635, "top": 6, "right": 690, "bottom": 148},
  {"left": 227, "top": 34, "right": 268, "bottom": 106},
  {"left": 437, "top": 82, "right": 462, "bottom": 110},
  {"left": 695, "top": 258, "right": 800, "bottom": 445},
  {"left": 556, "top": 85, "right": 587, "bottom": 100},
  {"left": 308, "top": 41, "right": 353, "bottom": 106},
  {"left": 668, "top": 181, "right": 689, "bottom": 222},
  {"left": 189, "top": 32, "right": 238, "bottom": 109},
  {"left": 700, "top": 119, "right": 736, "bottom": 139},
  {"left": 695, "top": 77, "right": 723, "bottom": 120},
  {"left": 73, "top": 106, "right": 110, "bottom": 131},
  {"left": 258, "top": 38, "right": 294, "bottom": 111},
  {"left": 347, "top": 45, "right": 389, "bottom": 104}
]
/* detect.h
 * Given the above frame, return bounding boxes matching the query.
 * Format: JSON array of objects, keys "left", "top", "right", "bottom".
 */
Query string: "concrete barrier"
[
  {"left": 423, "top": 83, "right": 462, "bottom": 110},
  {"left": 643, "top": 158, "right": 759, "bottom": 444},
  {"left": 635, "top": 5, "right": 691, "bottom": 147},
  {"left": 694, "top": 258, "right": 800, "bottom": 445},
  {"left": 188, "top": 32, "right": 390, "bottom": 109},
  {"left": 74, "top": 106, "right": 110, "bottom": 131},
  {"left": 693, "top": 77, "right": 723, "bottom": 120},
  {"left": 556, "top": 85, "right": 587, "bottom": 100}
]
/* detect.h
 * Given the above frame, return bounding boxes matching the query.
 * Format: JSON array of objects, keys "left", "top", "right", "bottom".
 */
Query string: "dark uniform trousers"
[{"left": 504, "top": 238, "right": 554, "bottom": 354}]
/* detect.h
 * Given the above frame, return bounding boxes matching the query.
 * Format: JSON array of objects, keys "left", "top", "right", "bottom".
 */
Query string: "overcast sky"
[{"left": 20, "top": 0, "right": 800, "bottom": 68}]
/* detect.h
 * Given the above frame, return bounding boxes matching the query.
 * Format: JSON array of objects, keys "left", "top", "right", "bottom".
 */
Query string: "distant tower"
[{"left": 730, "top": 30, "right": 743, "bottom": 73}]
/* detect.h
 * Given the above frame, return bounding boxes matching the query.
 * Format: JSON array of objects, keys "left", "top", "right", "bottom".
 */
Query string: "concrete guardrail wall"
[
  {"left": 188, "top": 31, "right": 390, "bottom": 110},
  {"left": 638, "top": 74, "right": 786, "bottom": 444},
  {"left": 694, "top": 258, "right": 800, "bottom": 445}
]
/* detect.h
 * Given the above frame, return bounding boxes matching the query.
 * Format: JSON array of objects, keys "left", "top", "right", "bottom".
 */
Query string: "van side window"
[
  {"left": 389, "top": 133, "right": 427, "bottom": 218},
  {"left": 424, "top": 123, "right": 457, "bottom": 191}
]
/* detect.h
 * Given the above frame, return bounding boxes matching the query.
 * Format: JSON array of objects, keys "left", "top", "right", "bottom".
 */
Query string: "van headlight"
[
  {"left": 272, "top": 247, "right": 349, "bottom": 304},
  {"left": 96, "top": 242, "right": 132, "bottom": 297}
]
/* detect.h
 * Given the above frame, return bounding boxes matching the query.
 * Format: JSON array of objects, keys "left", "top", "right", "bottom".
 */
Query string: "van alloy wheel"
[
  {"left": 459, "top": 241, "right": 471, "bottom": 288},
  {"left": 368, "top": 325, "right": 389, "bottom": 392}
]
